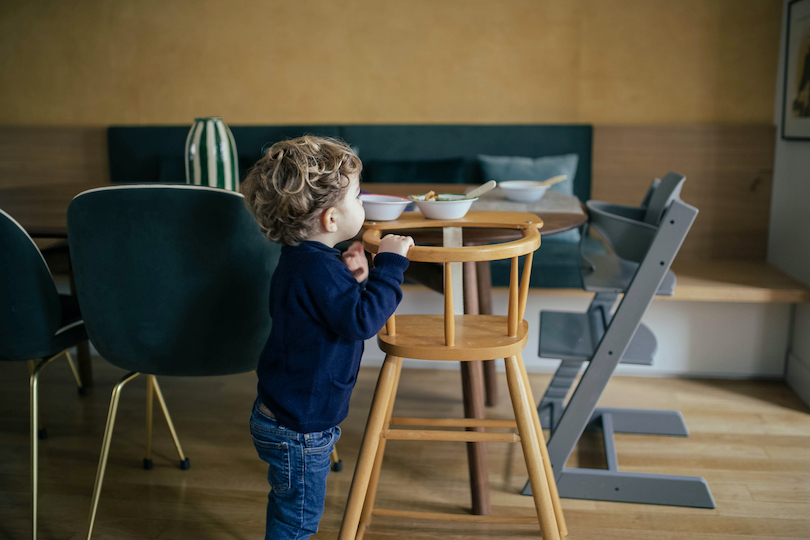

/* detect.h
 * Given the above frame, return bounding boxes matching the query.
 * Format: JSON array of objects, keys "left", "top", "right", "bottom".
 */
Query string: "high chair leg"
[
  {"left": 150, "top": 376, "right": 189, "bottom": 470},
  {"left": 29, "top": 354, "right": 60, "bottom": 540},
  {"left": 517, "top": 353, "right": 567, "bottom": 537},
  {"left": 65, "top": 350, "right": 85, "bottom": 394},
  {"left": 144, "top": 375, "right": 154, "bottom": 469},
  {"left": 357, "top": 356, "right": 403, "bottom": 539},
  {"left": 86, "top": 371, "right": 140, "bottom": 540},
  {"left": 504, "top": 356, "right": 560, "bottom": 540},
  {"left": 330, "top": 447, "right": 343, "bottom": 472},
  {"left": 339, "top": 355, "right": 402, "bottom": 540}
]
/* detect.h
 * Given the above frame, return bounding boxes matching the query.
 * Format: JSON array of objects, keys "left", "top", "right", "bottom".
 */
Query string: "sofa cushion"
[
  {"left": 362, "top": 158, "right": 467, "bottom": 184},
  {"left": 490, "top": 241, "right": 583, "bottom": 288},
  {"left": 488, "top": 234, "right": 604, "bottom": 288},
  {"left": 477, "top": 153, "right": 579, "bottom": 197}
]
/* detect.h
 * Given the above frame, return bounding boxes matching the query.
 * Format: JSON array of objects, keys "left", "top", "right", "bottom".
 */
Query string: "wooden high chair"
[{"left": 339, "top": 211, "right": 567, "bottom": 540}]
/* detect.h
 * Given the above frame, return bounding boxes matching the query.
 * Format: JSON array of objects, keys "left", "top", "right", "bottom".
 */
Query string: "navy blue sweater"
[{"left": 257, "top": 241, "right": 409, "bottom": 433}]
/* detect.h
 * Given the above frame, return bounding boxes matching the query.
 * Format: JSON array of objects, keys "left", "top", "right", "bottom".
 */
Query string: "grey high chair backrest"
[
  {"left": 586, "top": 172, "right": 686, "bottom": 263},
  {"left": 67, "top": 184, "right": 280, "bottom": 376}
]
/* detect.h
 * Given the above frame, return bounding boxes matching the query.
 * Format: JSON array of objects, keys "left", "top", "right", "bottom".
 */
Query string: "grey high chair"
[
  {"left": 525, "top": 173, "right": 715, "bottom": 508},
  {"left": 536, "top": 174, "right": 681, "bottom": 431}
]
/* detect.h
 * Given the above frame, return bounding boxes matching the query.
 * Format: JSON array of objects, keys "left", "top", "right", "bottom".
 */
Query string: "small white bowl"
[
  {"left": 360, "top": 194, "right": 411, "bottom": 221},
  {"left": 498, "top": 181, "right": 550, "bottom": 202},
  {"left": 411, "top": 193, "right": 476, "bottom": 219}
]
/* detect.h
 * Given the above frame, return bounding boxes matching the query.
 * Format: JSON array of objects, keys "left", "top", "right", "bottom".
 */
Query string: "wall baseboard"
[
  {"left": 362, "top": 289, "right": 791, "bottom": 379},
  {"left": 786, "top": 351, "right": 810, "bottom": 407}
]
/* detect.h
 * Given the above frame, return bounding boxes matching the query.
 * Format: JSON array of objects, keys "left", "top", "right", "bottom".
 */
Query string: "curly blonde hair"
[{"left": 241, "top": 135, "right": 362, "bottom": 245}]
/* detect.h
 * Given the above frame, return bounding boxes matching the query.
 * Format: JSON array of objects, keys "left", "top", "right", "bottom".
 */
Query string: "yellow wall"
[{"left": 0, "top": 0, "right": 782, "bottom": 126}]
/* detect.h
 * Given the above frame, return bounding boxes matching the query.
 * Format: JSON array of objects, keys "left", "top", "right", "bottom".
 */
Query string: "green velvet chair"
[
  {"left": 0, "top": 208, "right": 86, "bottom": 540},
  {"left": 67, "top": 185, "right": 281, "bottom": 539}
]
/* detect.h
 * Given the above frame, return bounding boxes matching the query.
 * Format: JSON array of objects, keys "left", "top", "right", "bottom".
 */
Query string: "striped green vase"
[{"left": 184, "top": 117, "right": 240, "bottom": 191}]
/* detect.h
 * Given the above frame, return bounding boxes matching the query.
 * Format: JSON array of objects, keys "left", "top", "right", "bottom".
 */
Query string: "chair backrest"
[
  {"left": 0, "top": 209, "right": 63, "bottom": 361},
  {"left": 586, "top": 201, "right": 657, "bottom": 263},
  {"left": 586, "top": 172, "right": 687, "bottom": 263},
  {"left": 67, "top": 185, "right": 281, "bottom": 376},
  {"left": 643, "top": 172, "right": 685, "bottom": 225},
  {"left": 639, "top": 177, "right": 662, "bottom": 208},
  {"left": 362, "top": 211, "right": 541, "bottom": 346}
]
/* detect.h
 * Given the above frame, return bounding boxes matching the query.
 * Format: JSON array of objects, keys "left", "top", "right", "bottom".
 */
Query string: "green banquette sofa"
[{"left": 107, "top": 124, "right": 593, "bottom": 288}]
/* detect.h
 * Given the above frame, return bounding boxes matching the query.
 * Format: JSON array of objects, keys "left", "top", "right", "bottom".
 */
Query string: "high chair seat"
[{"left": 378, "top": 314, "right": 528, "bottom": 361}]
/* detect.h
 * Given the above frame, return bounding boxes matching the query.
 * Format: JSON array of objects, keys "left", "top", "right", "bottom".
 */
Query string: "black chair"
[
  {"left": 67, "top": 185, "right": 281, "bottom": 539},
  {"left": 1, "top": 208, "right": 86, "bottom": 540}
]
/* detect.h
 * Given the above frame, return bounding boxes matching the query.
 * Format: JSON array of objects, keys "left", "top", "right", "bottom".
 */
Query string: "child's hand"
[
  {"left": 342, "top": 241, "right": 369, "bottom": 283},
  {"left": 378, "top": 234, "right": 414, "bottom": 258}
]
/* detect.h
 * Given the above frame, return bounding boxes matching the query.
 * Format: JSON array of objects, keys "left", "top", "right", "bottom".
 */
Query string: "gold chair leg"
[
  {"left": 144, "top": 374, "right": 155, "bottom": 469},
  {"left": 65, "top": 350, "right": 85, "bottom": 394},
  {"left": 357, "top": 356, "right": 403, "bottom": 539},
  {"left": 330, "top": 447, "right": 343, "bottom": 472},
  {"left": 517, "top": 353, "right": 567, "bottom": 537},
  {"left": 338, "top": 355, "right": 401, "bottom": 540},
  {"left": 27, "top": 360, "right": 45, "bottom": 439},
  {"left": 29, "top": 354, "right": 60, "bottom": 540},
  {"left": 150, "top": 376, "right": 189, "bottom": 469},
  {"left": 505, "top": 356, "right": 560, "bottom": 540},
  {"left": 86, "top": 371, "right": 140, "bottom": 540}
]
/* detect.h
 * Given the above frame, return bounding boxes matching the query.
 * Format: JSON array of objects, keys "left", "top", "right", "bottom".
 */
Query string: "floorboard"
[{"left": 1, "top": 358, "right": 808, "bottom": 539}]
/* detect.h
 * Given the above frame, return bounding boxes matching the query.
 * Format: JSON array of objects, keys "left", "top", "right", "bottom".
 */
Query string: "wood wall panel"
[
  {"left": 0, "top": 126, "right": 108, "bottom": 189},
  {"left": 592, "top": 125, "right": 775, "bottom": 260}
]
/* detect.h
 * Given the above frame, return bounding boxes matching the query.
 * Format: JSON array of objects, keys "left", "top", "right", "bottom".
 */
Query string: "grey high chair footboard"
[{"left": 524, "top": 173, "right": 715, "bottom": 508}]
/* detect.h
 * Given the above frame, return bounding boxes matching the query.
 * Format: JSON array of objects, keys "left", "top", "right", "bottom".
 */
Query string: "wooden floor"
[{"left": 1, "top": 358, "right": 809, "bottom": 540}]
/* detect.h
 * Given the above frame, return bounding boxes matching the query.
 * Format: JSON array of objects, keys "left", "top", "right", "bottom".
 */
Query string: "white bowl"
[
  {"left": 360, "top": 194, "right": 411, "bottom": 221},
  {"left": 411, "top": 193, "right": 476, "bottom": 219},
  {"left": 498, "top": 181, "right": 550, "bottom": 202}
]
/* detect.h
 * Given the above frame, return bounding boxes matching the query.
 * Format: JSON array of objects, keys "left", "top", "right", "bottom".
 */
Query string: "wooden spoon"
[
  {"left": 536, "top": 174, "right": 567, "bottom": 187},
  {"left": 462, "top": 180, "right": 497, "bottom": 199}
]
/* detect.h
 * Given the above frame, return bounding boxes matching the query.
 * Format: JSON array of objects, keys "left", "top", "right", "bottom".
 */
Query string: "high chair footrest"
[
  {"left": 390, "top": 417, "right": 517, "bottom": 429},
  {"left": 383, "top": 428, "right": 519, "bottom": 443},
  {"left": 539, "top": 311, "right": 657, "bottom": 365},
  {"left": 372, "top": 508, "right": 540, "bottom": 524}
]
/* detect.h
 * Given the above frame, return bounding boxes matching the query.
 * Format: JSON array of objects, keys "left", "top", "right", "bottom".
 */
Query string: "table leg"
[
  {"left": 460, "top": 360, "right": 491, "bottom": 515},
  {"left": 461, "top": 261, "right": 490, "bottom": 515},
  {"left": 476, "top": 260, "right": 498, "bottom": 407}
]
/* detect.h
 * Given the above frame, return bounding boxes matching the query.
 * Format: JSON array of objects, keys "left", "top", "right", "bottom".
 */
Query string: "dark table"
[
  {"left": 1, "top": 183, "right": 106, "bottom": 387},
  {"left": 1, "top": 181, "right": 586, "bottom": 515}
]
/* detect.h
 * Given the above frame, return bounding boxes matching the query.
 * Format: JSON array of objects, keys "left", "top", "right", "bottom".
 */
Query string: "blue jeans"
[{"left": 249, "top": 397, "right": 341, "bottom": 540}]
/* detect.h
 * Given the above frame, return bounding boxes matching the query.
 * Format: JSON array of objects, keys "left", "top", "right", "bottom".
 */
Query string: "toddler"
[{"left": 241, "top": 135, "right": 413, "bottom": 540}]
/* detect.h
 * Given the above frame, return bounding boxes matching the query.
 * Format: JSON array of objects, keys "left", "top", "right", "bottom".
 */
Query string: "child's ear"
[{"left": 321, "top": 207, "right": 338, "bottom": 233}]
